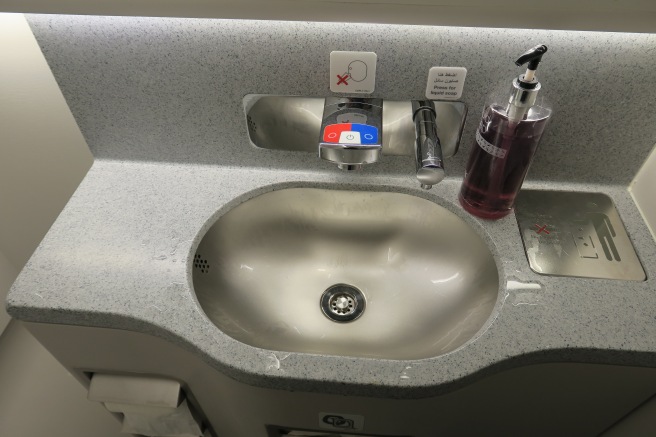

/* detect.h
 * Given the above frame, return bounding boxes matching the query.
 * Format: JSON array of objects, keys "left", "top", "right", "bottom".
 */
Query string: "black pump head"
[{"left": 515, "top": 45, "right": 548, "bottom": 71}]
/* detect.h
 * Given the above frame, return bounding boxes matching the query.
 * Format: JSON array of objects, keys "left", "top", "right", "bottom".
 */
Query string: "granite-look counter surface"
[
  {"left": 25, "top": 15, "right": 656, "bottom": 186},
  {"left": 7, "top": 159, "right": 656, "bottom": 398},
  {"left": 6, "top": 12, "right": 656, "bottom": 403}
]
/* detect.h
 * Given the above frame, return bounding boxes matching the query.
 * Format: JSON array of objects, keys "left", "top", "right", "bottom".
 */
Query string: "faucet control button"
[
  {"left": 323, "top": 123, "right": 351, "bottom": 143},
  {"left": 351, "top": 123, "right": 378, "bottom": 144},
  {"left": 339, "top": 131, "right": 361, "bottom": 144},
  {"left": 323, "top": 123, "right": 378, "bottom": 145}
]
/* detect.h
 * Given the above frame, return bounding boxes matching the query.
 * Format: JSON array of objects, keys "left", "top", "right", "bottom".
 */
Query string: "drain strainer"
[{"left": 320, "top": 284, "right": 366, "bottom": 323}]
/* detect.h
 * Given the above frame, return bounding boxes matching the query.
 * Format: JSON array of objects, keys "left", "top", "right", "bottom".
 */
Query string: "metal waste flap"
[{"left": 514, "top": 190, "right": 646, "bottom": 281}]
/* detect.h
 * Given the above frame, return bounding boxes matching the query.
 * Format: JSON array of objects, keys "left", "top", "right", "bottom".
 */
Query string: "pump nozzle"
[
  {"left": 515, "top": 45, "right": 547, "bottom": 83},
  {"left": 506, "top": 44, "right": 548, "bottom": 124},
  {"left": 515, "top": 45, "right": 548, "bottom": 69}
]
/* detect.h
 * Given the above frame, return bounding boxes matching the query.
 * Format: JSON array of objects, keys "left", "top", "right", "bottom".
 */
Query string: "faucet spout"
[{"left": 412, "top": 101, "right": 446, "bottom": 189}]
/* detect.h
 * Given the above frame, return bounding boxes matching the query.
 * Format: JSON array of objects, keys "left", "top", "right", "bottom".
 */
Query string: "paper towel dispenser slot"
[{"left": 88, "top": 373, "right": 211, "bottom": 437}]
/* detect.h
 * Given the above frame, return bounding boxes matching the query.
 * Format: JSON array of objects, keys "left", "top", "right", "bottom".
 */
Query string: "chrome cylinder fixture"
[{"left": 412, "top": 100, "right": 446, "bottom": 189}]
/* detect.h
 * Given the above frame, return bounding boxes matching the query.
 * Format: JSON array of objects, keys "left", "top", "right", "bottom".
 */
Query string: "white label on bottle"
[
  {"left": 425, "top": 67, "right": 467, "bottom": 100},
  {"left": 476, "top": 129, "right": 507, "bottom": 158}
]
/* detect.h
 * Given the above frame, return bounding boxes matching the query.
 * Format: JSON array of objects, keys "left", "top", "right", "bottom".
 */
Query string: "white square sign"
[
  {"left": 330, "top": 51, "right": 377, "bottom": 94},
  {"left": 425, "top": 66, "right": 467, "bottom": 100}
]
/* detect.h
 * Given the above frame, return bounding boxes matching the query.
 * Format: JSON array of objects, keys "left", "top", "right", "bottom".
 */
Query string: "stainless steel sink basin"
[{"left": 192, "top": 188, "right": 499, "bottom": 360}]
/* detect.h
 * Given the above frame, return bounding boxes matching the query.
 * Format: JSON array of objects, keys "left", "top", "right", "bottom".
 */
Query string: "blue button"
[{"left": 351, "top": 124, "right": 378, "bottom": 144}]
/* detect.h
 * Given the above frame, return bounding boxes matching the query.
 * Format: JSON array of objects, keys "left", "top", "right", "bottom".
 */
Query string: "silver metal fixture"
[
  {"left": 243, "top": 95, "right": 467, "bottom": 185},
  {"left": 192, "top": 188, "right": 499, "bottom": 360},
  {"left": 320, "top": 284, "right": 366, "bottom": 323},
  {"left": 507, "top": 77, "right": 541, "bottom": 123},
  {"left": 412, "top": 100, "right": 445, "bottom": 189},
  {"left": 515, "top": 190, "right": 646, "bottom": 281},
  {"left": 507, "top": 44, "right": 547, "bottom": 123},
  {"left": 318, "top": 98, "right": 383, "bottom": 171}
]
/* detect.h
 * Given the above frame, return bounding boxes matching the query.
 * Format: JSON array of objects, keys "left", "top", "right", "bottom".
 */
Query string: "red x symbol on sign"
[
  {"left": 534, "top": 224, "right": 550, "bottom": 234},
  {"left": 336, "top": 74, "right": 349, "bottom": 85}
]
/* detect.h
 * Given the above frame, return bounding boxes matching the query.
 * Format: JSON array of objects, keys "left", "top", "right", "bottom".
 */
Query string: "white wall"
[
  {"left": 0, "top": 13, "right": 93, "bottom": 333},
  {"left": 630, "top": 145, "right": 656, "bottom": 242},
  {"left": 1, "top": 0, "right": 655, "bottom": 33},
  {"left": 0, "top": 251, "right": 19, "bottom": 331}
]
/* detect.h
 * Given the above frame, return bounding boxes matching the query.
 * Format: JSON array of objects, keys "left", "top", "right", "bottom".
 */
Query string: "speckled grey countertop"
[
  {"left": 7, "top": 160, "right": 656, "bottom": 398},
  {"left": 6, "top": 14, "right": 656, "bottom": 399}
]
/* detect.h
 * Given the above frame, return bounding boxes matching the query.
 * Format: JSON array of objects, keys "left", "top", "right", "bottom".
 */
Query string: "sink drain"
[{"left": 320, "top": 284, "right": 366, "bottom": 323}]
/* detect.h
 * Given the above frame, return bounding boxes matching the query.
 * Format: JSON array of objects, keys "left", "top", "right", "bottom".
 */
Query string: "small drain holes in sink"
[{"left": 194, "top": 254, "right": 210, "bottom": 274}]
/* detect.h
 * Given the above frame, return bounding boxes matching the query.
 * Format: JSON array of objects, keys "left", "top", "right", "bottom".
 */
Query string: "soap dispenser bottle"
[{"left": 459, "top": 45, "right": 552, "bottom": 219}]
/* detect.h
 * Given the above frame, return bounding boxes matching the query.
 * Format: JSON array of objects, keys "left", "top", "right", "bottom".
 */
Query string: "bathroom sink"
[{"left": 192, "top": 188, "right": 499, "bottom": 360}]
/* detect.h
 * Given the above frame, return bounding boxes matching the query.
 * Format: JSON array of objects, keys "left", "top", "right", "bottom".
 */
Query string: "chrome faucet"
[
  {"left": 244, "top": 95, "right": 466, "bottom": 184},
  {"left": 412, "top": 101, "right": 446, "bottom": 189},
  {"left": 318, "top": 97, "right": 383, "bottom": 171}
]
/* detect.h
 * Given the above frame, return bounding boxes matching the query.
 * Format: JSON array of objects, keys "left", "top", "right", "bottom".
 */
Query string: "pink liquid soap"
[{"left": 459, "top": 104, "right": 550, "bottom": 219}]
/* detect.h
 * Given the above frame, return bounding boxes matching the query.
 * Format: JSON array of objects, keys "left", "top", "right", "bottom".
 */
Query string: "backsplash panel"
[{"left": 27, "top": 15, "right": 656, "bottom": 184}]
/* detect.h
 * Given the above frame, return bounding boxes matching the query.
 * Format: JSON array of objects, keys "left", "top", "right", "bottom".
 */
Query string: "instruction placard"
[
  {"left": 425, "top": 66, "right": 467, "bottom": 100},
  {"left": 330, "top": 51, "right": 377, "bottom": 94}
]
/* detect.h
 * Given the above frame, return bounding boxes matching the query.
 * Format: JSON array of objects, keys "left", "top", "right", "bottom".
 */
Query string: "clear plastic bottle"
[{"left": 459, "top": 45, "right": 552, "bottom": 219}]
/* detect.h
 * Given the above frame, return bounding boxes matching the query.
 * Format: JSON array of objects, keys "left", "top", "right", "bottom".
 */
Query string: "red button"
[{"left": 323, "top": 123, "right": 352, "bottom": 143}]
